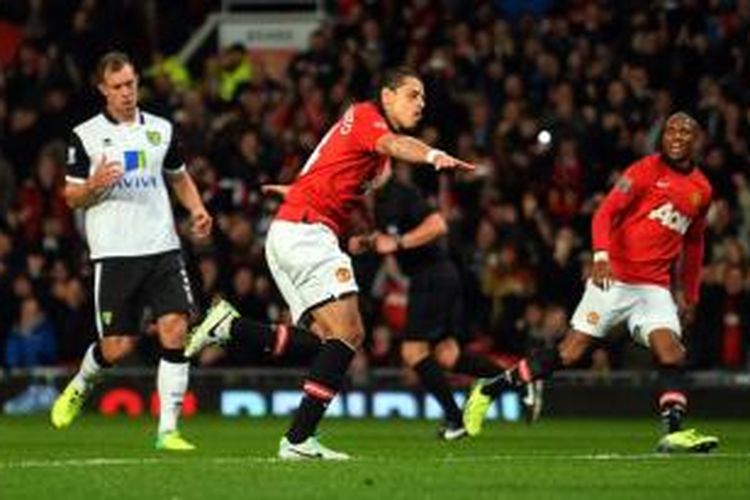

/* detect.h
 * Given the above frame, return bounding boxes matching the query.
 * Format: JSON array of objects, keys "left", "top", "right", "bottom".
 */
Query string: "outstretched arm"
[
  {"left": 373, "top": 212, "right": 447, "bottom": 254},
  {"left": 375, "top": 133, "right": 474, "bottom": 171}
]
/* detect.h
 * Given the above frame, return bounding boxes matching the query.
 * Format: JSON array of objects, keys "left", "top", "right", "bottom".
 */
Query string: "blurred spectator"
[
  {"left": 691, "top": 264, "right": 750, "bottom": 370},
  {"left": 4, "top": 296, "right": 56, "bottom": 368},
  {"left": 1, "top": 1, "right": 750, "bottom": 372},
  {"left": 15, "top": 144, "right": 72, "bottom": 247},
  {"left": 218, "top": 44, "right": 252, "bottom": 102},
  {"left": 0, "top": 153, "right": 17, "bottom": 215},
  {"left": 49, "top": 276, "right": 94, "bottom": 366}
]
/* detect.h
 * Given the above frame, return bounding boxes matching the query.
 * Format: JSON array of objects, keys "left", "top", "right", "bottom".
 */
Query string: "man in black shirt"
[{"left": 354, "top": 172, "right": 508, "bottom": 439}]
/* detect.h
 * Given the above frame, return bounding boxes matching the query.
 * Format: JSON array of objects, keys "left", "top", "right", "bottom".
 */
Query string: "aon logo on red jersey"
[{"left": 648, "top": 202, "right": 690, "bottom": 234}]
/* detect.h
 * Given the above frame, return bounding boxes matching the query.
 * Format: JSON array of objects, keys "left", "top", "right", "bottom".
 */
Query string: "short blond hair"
[{"left": 95, "top": 51, "right": 134, "bottom": 83}]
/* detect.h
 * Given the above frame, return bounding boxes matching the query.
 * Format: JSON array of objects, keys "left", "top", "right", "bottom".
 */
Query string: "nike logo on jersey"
[
  {"left": 648, "top": 202, "right": 691, "bottom": 234},
  {"left": 655, "top": 179, "right": 670, "bottom": 188}
]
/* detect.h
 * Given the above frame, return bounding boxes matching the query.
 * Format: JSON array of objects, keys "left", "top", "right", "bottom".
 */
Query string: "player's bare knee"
[
  {"left": 315, "top": 328, "right": 363, "bottom": 348},
  {"left": 559, "top": 332, "right": 590, "bottom": 367},
  {"left": 328, "top": 329, "right": 364, "bottom": 349},
  {"left": 654, "top": 344, "right": 685, "bottom": 366},
  {"left": 157, "top": 313, "right": 189, "bottom": 349},
  {"left": 558, "top": 349, "right": 579, "bottom": 367},
  {"left": 401, "top": 342, "right": 430, "bottom": 367},
  {"left": 650, "top": 329, "right": 685, "bottom": 366},
  {"left": 100, "top": 336, "right": 137, "bottom": 363},
  {"left": 310, "top": 295, "right": 365, "bottom": 348},
  {"left": 433, "top": 340, "right": 459, "bottom": 369}
]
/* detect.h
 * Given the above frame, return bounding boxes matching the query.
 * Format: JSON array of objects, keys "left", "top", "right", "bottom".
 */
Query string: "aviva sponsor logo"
[{"left": 115, "top": 175, "right": 159, "bottom": 189}]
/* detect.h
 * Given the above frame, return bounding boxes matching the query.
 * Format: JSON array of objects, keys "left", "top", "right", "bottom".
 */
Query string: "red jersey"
[
  {"left": 592, "top": 154, "right": 712, "bottom": 303},
  {"left": 276, "top": 102, "right": 391, "bottom": 237}
]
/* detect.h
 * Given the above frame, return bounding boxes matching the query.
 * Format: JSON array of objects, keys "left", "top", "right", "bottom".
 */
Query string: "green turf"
[{"left": 0, "top": 415, "right": 748, "bottom": 499}]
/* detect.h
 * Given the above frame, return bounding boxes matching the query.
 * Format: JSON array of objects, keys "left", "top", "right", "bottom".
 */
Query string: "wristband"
[
  {"left": 393, "top": 234, "right": 404, "bottom": 250},
  {"left": 425, "top": 148, "right": 445, "bottom": 165},
  {"left": 593, "top": 250, "right": 609, "bottom": 263}
]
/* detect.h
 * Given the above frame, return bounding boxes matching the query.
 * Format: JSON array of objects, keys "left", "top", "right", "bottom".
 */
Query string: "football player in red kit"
[
  {"left": 463, "top": 112, "right": 719, "bottom": 453},
  {"left": 187, "top": 67, "right": 474, "bottom": 460}
]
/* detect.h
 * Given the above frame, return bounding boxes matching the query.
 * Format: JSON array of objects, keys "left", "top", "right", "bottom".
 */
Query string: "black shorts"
[
  {"left": 93, "top": 250, "right": 195, "bottom": 336},
  {"left": 402, "top": 260, "right": 464, "bottom": 342}
]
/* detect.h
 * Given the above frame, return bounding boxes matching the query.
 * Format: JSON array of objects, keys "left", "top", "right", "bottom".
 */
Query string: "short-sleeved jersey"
[
  {"left": 276, "top": 102, "right": 392, "bottom": 237},
  {"left": 592, "top": 154, "right": 712, "bottom": 288},
  {"left": 66, "top": 110, "right": 185, "bottom": 259},
  {"left": 374, "top": 178, "right": 446, "bottom": 276}
]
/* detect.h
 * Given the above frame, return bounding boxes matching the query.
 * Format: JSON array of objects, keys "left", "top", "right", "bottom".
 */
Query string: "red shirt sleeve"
[
  {"left": 680, "top": 188, "right": 712, "bottom": 304},
  {"left": 680, "top": 219, "right": 705, "bottom": 304},
  {"left": 591, "top": 158, "right": 653, "bottom": 251},
  {"left": 350, "top": 103, "right": 392, "bottom": 153}
]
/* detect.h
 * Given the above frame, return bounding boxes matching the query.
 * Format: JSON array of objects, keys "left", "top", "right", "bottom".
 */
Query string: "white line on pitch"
[{"left": 1, "top": 453, "right": 749, "bottom": 470}]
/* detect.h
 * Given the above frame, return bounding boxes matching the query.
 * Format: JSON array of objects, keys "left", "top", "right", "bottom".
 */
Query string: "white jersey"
[{"left": 66, "top": 110, "right": 185, "bottom": 259}]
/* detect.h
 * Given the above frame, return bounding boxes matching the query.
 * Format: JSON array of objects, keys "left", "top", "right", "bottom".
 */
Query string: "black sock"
[
  {"left": 161, "top": 347, "right": 188, "bottom": 363},
  {"left": 230, "top": 318, "right": 321, "bottom": 358},
  {"left": 279, "top": 324, "right": 322, "bottom": 359},
  {"left": 286, "top": 339, "right": 355, "bottom": 444},
  {"left": 657, "top": 364, "right": 687, "bottom": 434},
  {"left": 481, "top": 347, "right": 560, "bottom": 398},
  {"left": 413, "top": 357, "right": 463, "bottom": 426},
  {"left": 453, "top": 352, "right": 502, "bottom": 378},
  {"left": 480, "top": 372, "right": 514, "bottom": 398}
]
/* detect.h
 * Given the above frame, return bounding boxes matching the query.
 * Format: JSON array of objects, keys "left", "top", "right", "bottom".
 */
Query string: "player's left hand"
[
  {"left": 432, "top": 152, "right": 476, "bottom": 172},
  {"left": 261, "top": 184, "right": 291, "bottom": 198},
  {"left": 373, "top": 233, "right": 400, "bottom": 254},
  {"left": 190, "top": 208, "right": 213, "bottom": 238},
  {"left": 675, "top": 292, "right": 696, "bottom": 327},
  {"left": 348, "top": 234, "right": 375, "bottom": 255},
  {"left": 591, "top": 260, "right": 613, "bottom": 290}
]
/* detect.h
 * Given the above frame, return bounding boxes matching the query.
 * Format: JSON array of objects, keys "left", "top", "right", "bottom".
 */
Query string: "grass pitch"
[{"left": 1, "top": 415, "right": 748, "bottom": 499}]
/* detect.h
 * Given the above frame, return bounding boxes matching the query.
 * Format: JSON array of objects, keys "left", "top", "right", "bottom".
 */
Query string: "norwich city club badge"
[
  {"left": 146, "top": 130, "right": 162, "bottom": 146},
  {"left": 101, "top": 311, "right": 113, "bottom": 326}
]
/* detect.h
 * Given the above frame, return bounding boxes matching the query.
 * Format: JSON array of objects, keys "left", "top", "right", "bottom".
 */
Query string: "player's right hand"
[
  {"left": 675, "top": 291, "right": 696, "bottom": 327},
  {"left": 261, "top": 184, "right": 291, "bottom": 198},
  {"left": 88, "top": 156, "right": 124, "bottom": 191},
  {"left": 432, "top": 152, "right": 475, "bottom": 172},
  {"left": 190, "top": 207, "right": 213, "bottom": 239},
  {"left": 591, "top": 260, "right": 613, "bottom": 290},
  {"left": 348, "top": 234, "right": 375, "bottom": 255},
  {"left": 373, "top": 232, "right": 400, "bottom": 254}
]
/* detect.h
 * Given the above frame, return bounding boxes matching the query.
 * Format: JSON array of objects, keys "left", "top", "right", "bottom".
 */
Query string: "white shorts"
[
  {"left": 265, "top": 220, "right": 358, "bottom": 324},
  {"left": 570, "top": 279, "right": 681, "bottom": 347}
]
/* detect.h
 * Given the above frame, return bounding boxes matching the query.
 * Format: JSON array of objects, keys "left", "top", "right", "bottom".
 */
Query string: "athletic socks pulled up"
[
  {"left": 230, "top": 318, "right": 321, "bottom": 359},
  {"left": 158, "top": 348, "right": 189, "bottom": 434},
  {"left": 285, "top": 339, "right": 355, "bottom": 444},
  {"left": 480, "top": 347, "right": 561, "bottom": 399},
  {"left": 658, "top": 364, "right": 688, "bottom": 434},
  {"left": 70, "top": 342, "right": 111, "bottom": 393},
  {"left": 414, "top": 357, "right": 463, "bottom": 426}
]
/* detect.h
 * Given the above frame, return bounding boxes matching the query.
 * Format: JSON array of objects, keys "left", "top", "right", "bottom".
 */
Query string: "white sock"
[
  {"left": 157, "top": 359, "right": 189, "bottom": 434},
  {"left": 70, "top": 343, "right": 105, "bottom": 392}
]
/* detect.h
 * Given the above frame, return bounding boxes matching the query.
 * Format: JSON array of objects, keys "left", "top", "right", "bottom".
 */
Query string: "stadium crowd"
[{"left": 1, "top": 0, "right": 750, "bottom": 375}]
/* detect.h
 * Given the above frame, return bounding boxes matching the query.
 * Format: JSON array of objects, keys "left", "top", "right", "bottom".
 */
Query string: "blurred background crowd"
[{"left": 1, "top": 0, "right": 749, "bottom": 377}]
